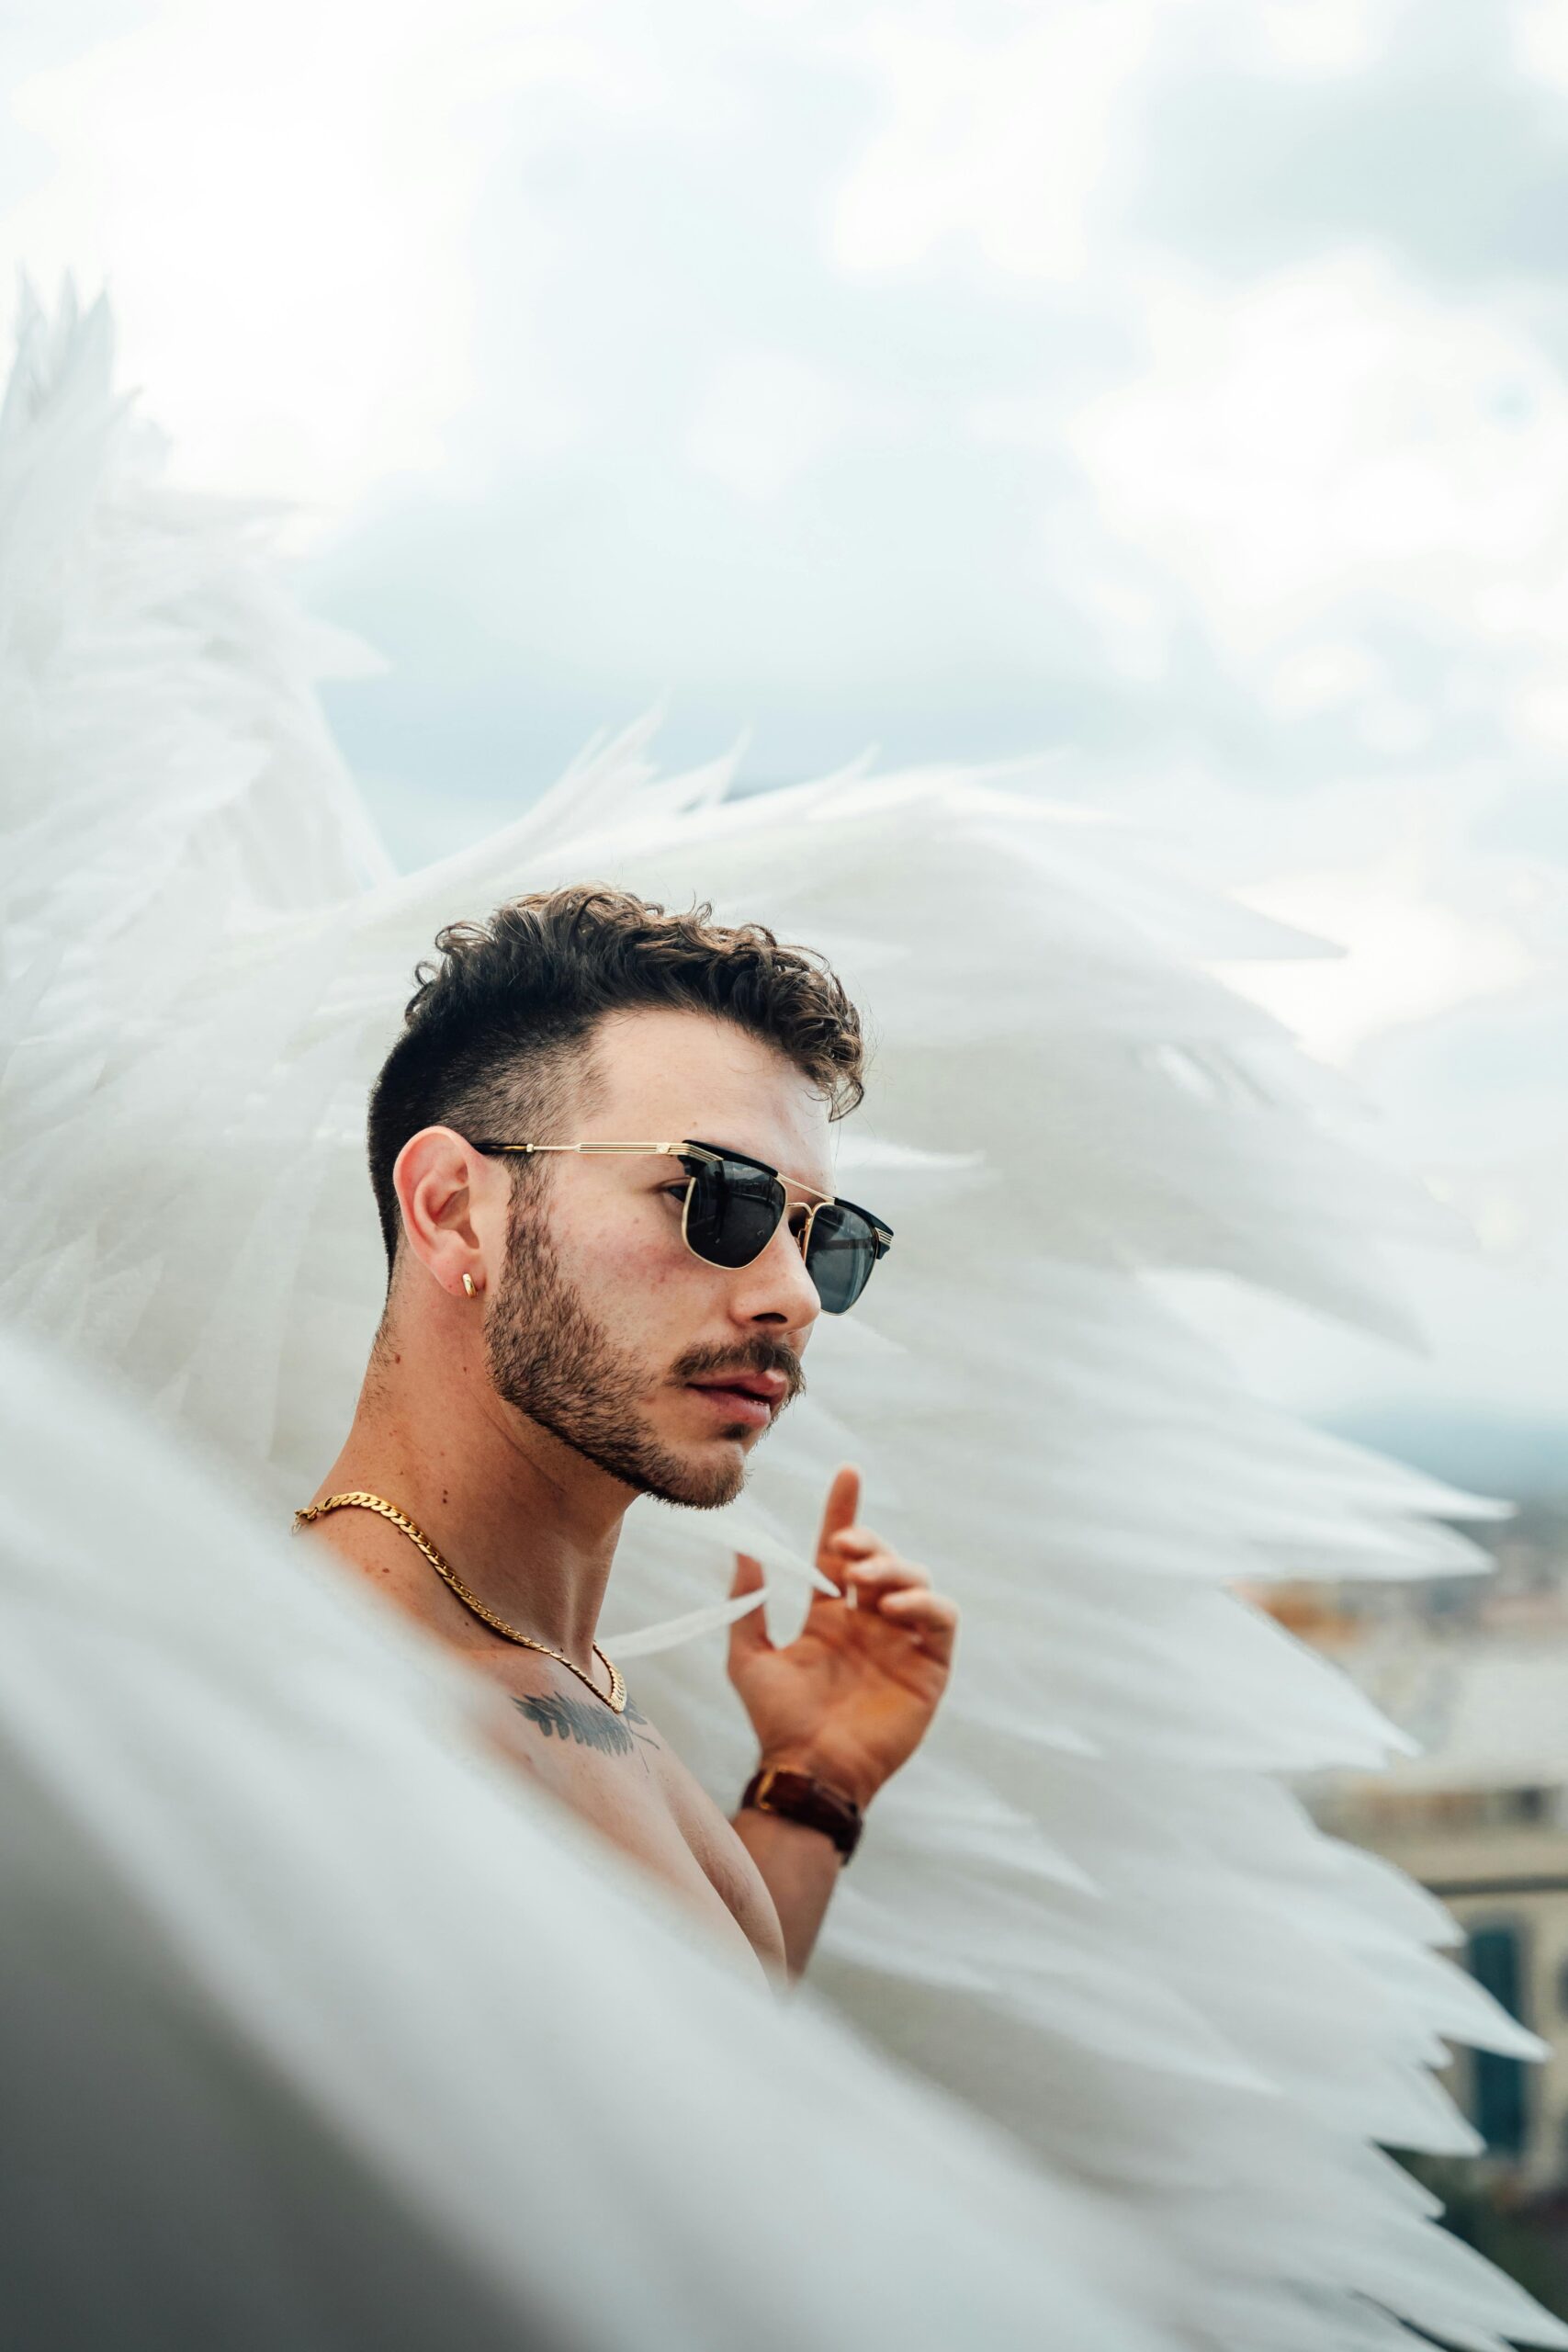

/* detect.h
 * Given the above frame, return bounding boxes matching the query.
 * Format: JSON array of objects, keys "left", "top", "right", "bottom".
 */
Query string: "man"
[{"left": 296, "top": 882, "right": 958, "bottom": 1991}]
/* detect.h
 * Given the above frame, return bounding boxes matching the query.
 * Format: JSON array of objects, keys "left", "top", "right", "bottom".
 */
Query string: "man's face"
[{"left": 482, "top": 1006, "right": 831, "bottom": 1509}]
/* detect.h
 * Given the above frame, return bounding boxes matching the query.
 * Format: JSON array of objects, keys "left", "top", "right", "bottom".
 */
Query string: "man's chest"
[{"left": 496, "top": 1671, "right": 786, "bottom": 1981}]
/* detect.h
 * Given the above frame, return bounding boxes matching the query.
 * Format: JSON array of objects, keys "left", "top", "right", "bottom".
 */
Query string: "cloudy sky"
[{"left": 6, "top": 0, "right": 1568, "bottom": 1489}]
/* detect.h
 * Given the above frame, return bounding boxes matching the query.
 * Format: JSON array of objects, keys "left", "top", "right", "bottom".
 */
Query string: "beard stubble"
[{"left": 482, "top": 1182, "right": 748, "bottom": 1511}]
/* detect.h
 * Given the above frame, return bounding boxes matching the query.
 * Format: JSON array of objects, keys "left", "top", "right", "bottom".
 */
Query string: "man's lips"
[
  {"left": 686, "top": 1373, "right": 788, "bottom": 1406},
  {"left": 685, "top": 1382, "right": 777, "bottom": 1430}
]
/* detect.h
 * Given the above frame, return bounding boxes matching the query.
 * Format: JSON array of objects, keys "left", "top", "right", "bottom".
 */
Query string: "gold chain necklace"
[{"left": 291, "top": 1490, "right": 627, "bottom": 1713}]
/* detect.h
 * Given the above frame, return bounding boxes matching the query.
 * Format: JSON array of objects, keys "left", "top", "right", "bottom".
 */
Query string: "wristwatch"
[{"left": 739, "top": 1763, "right": 864, "bottom": 1866}]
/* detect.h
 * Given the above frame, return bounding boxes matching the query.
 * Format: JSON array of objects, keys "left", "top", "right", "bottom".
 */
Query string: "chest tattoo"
[{"left": 512, "top": 1688, "right": 660, "bottom": 1767}]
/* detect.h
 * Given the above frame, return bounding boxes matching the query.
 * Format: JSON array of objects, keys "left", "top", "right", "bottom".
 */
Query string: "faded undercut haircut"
[{"left": 365, "top": 882, "right": 868, "bottom": 1292}]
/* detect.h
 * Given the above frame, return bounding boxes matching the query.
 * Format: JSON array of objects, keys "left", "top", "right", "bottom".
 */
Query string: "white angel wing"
[
  {"left": 0, "top": 1317, "right": 1179, "bottom": 2352},
  {"left": 5, "top": 275, "right": 1566, "bottom": 2352}
]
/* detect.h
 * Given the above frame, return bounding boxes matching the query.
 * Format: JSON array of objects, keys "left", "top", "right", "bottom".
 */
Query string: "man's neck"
[{"left": 310, "top": 1366, "right": 630, "bottom": 1674}]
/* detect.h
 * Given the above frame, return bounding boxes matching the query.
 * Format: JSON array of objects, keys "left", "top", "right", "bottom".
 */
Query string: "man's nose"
[{"left": 739, "top": 1204, "right": 822, "bottom": 1329}]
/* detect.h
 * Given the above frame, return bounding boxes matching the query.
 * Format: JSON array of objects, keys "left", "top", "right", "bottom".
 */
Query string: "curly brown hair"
[{"left": 366, "top": 882, "right": 867, "bottom": 1285}]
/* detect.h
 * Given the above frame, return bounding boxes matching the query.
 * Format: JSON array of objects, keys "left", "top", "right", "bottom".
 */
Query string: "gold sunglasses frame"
[{"left": 465, "top": 1138, "right": 893, "bottom": 1306}]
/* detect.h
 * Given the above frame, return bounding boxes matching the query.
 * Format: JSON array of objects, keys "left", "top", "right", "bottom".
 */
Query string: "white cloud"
[
  {"left": 1504, "top": 676, "right": 1568, "bottom": 755},
  {"left": 683, "top": 347, "right": 856, "bottom": 502},
  {"left": 1509, "top": 0, "right": 1568, "bottom": 89},
  {"left": 826, "top": 2, "right": 1163, "bottom": 283},
  {"left": 1065, "top": 248, "right": 1568, "bottom": 666},
  {"left": 0, "top": 0, "right": 649, "bottom": 528},
  {"left": 1260, "top": 639, "right": 1382, "bottom": 720},
  {"left": 1247, "top": 0, "right": 1411, "bottom": 75}
]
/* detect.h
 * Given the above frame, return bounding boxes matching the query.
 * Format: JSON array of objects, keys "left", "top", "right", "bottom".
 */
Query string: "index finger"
[{"left": 815, "top": 1464, "right": 862, "bottom": 1576}]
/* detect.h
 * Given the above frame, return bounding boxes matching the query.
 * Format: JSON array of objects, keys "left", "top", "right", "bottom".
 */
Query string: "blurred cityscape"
[{"left": 1252, "top": 1488, "right": 1568, "bottom": 2322}]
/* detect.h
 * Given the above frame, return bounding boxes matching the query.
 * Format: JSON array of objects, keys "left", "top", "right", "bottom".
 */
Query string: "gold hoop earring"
[{"left": 462, "top": 1272, "right": 479, "bottom": 1298}]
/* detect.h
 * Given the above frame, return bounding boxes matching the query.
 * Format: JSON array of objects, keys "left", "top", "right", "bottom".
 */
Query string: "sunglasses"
[{"left": 466, "top": 1137, "right": 894, "bottom": 1314}]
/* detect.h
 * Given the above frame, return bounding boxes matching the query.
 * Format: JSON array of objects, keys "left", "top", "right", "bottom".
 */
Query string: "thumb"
[{"left": 727, "top": 1552, "right": 774, "bottom": 1668}]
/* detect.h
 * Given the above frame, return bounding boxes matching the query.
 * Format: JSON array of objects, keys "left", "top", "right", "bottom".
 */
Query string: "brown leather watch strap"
[{"left": 739, "top": 1763, "right": 864, "bottom": 1865}]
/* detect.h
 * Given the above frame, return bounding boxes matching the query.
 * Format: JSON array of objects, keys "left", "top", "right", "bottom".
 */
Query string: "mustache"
[{"left": 682, "top": 1348, "right": 802, "bottom": 1396}]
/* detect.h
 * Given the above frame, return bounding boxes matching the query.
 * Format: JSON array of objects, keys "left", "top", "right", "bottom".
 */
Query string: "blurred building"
[
  {"left": 1247, "top": 1504, "right": 1568, "bottom": 2196},
  {"left": 1316, "top": 1755, "right": 1568, "bottom": 2194}
]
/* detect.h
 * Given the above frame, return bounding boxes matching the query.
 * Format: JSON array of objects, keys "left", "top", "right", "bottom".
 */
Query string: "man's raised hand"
[{"left": 726, "top": 1464, "right": 958, "bottom": 1811}]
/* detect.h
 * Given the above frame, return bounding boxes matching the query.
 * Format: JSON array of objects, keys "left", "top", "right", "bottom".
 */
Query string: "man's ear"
[{"left": 391, "top": 1125, "right": 493, "bottom": 1301}]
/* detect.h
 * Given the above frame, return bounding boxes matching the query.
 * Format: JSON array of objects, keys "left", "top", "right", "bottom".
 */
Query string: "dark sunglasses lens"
[
  {"left": 683, "top": 1159, "right": 785, "bottom": 1268},
  {"left": 804, "top": 1202, "right": 880, "bottom": 1314}
]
